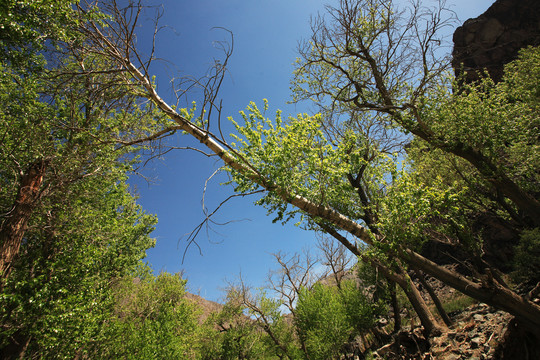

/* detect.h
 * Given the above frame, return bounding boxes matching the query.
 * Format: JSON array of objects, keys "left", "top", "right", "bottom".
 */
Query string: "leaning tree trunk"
[
  {"left": 405, "top": 249, "right": 540, "bottom": 334},
  {"left": 414, "top": 269, "right": 452, "bottom": 327},
  {"left": 320, "top": 224, "right": 446, "bottom": 336},
  {"left": 387, "top": 265, "right": 447, "bottom": 336},
  {"left": 388, "top": 281, "right": 401, "bottom": 333},
  {"left": 0, "top": 159, "right": 47, "bottom": 278},
  {"left": 89, "top": 44, "right": 540, "bottom": 330}
]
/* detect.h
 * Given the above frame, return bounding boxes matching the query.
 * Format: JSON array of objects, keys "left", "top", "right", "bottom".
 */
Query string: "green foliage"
[
  {"left": 404, "top": 144, "right": 486, "bottom": 248},
  {"left": 296, "top": 283, "right": 351, "bottom": 359},
  {"left": 228, "top": 101, "right": 401, "bottom": 231},
  {"left": 441, "top": 294, "right": 476, "bottom": 315},
  {"left": 376, "top": 166, "right": 468, "bottom": 250},
  {"left": 419, "top": 46, "right": 540, "bottom": 197},
  {"left": 399, "top": 47, "right": 540, "bottom": 250},
  {"left": 1, "top": 0, "right": 538, "bottom": 356},
  {"left": 0, "top": 0, "right": 179, "bottom": 357},
  {"left": 229, "top": 101, "right": 360, "bottom": 224},
  {"left": 0, "top": 0, "right": 79, "bottom": 69},
  {"left": 338, "top": 280, "right": 382, "bottom": 334},
  {"left": 246, "top": 289, "right": 301, "bottom": 359},
  {"left": 227, "top": 99, "right": 469, "bottom": 257},
  {"left": 512, "top": 228, "right": 540, "bottom": 284},
  {"left": 0, "top": 173, "right": 157, "bottom": 358},
  {"left": 295, "top": 280, "right": 381, "bottom": 360},
  {"left": 199, "top": 289, "right": 276, "bottom": 360},
  {"left": 100, "top": 271, "right": 200, "bottom": 359}
]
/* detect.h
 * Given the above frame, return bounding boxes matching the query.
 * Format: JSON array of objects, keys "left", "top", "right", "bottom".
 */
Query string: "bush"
[{"left": 295, "top": 280, "right": 383, "bottom": 360}]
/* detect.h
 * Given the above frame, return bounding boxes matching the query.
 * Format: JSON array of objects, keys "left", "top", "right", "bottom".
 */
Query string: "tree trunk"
[
  {"left": 389, "top": 281, "right": 401, "bottom": 333},
  {"left": 393, "top": 269, "right": 446, "bottom": 336},
  {"left": 369, "top": 261, "right": 445, "bottom": 336},
  {"left": 115, "top": 55, "right": 540, "bottom": 330},
  {"left": 414, "top": 269, "right": 452, "bottom": 327},
  {"left": 0, "top": 159, "right": 47, "bottom": 277},
  {"left": 405, "top": 249, "right": 540, "bottom": 333}
]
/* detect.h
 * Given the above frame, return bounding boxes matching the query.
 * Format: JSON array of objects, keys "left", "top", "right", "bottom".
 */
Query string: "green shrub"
[{"left": 295, "top": 280, "right": 382, "bottom": 360}]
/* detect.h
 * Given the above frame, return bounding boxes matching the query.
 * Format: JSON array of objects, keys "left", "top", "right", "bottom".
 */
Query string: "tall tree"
[
  {"left": 0, "top": 0, "right": 177, "bottom": 278},
  {"left": 291, "top": 0, "right": 539, "bottom": 226},
  {"left": 0, "top": 173, "right": 157, "bottom": 358},
  {"left": 75, "top": 0, "right": 540, "bottom": 333},
  {"left": 0, "top": 0, "right": 181, "bottom": 357}
]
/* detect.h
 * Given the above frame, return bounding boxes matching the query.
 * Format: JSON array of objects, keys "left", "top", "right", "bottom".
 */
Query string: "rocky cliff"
[{"left": 452, "top": 0, "right": 540, "bottom": 83}]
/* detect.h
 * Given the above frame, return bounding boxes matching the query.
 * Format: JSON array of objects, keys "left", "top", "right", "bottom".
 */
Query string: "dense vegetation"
[{"left": 0, "top": 0, "right": 538, "bottom": 358}]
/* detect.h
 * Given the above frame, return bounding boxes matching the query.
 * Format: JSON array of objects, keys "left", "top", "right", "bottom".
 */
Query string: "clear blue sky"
[{"left": 130, "top": 0, "right": 495, "bottom": 302}]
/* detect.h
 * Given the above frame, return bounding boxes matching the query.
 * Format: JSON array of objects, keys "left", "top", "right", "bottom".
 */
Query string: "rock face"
[{"left": 452, "top": 0, "right": 540, "bottom": 83}]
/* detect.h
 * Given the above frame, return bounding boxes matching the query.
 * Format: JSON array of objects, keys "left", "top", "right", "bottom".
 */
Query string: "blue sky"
[{"left": 130, "top": 0, "right": 495, "bottom": 302}]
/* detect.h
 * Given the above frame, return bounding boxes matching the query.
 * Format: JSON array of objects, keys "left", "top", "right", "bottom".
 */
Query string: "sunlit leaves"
[
  {"left": 376, "top": 167, "right": 466, "bottom": 249},
  {"left": 295, "top": 280, "right": 380, "bottom": 360},
  {"left": 228, "top": 101, "right": 371, "bottom": 225},
  {"left": 420, "top": 47, "right": 540, "bottom": 194},
  {"left": 0, "top": 173, "right": 157, "bottom": 358},
  {"left": 102, "top": 272, "right": 199, "bottom": 359}
]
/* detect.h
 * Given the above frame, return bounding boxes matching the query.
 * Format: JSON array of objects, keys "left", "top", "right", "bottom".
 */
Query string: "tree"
[
  {"left": 0, "top": 0, "right": 187, "bottom": 357},
  {"left": 230, "top": 241, "right": 387, "bottom": 359},
  {"left": 292, "top": 0, "right": 539, "bottom": 225},
  {"left": 0, "top": 174, "right": 157, "bottom": 358},
  {"left": 200, "top": 287, "right": 278, "bottom": 360},
  {"left": 296, "top": 282, "right": 354, "bottom": 360},
  {"left": 0, "top": 0, "right": 176, "bottom": 277},
  {"left": 74, "top": 0, "right": 540, "bottom": 334}
]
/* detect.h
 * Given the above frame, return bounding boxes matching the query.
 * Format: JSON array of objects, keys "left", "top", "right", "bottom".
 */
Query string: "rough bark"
[{"left": 0, "top": 159, "right": 48, "bottom": 277}]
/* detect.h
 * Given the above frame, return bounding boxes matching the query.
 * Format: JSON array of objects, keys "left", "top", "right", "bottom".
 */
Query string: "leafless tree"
[
  {"left": 316, "top": 234, "right": 355, "bottom": 290},
  {"left": 227, "top": 275, "right": 301, "bottom": 359}
]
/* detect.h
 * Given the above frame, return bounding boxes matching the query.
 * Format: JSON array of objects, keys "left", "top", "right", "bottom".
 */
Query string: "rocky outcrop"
[{"left": 452, "top": 0, "right": 540, "bottom": 83}]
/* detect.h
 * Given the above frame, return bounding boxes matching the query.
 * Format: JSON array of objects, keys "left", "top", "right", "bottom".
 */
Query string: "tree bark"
[
  {"left": 0, "top": 159, "right": 47, "bottom": 277},
  {"left": 405, "top": 249, "right": 540, "bottom": 332},
  {"left": 389, "top": 267, "right": 446, "bottom": 336},
  {"left": 414, "top": 269, "right": 452, "bottom": 327}
]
